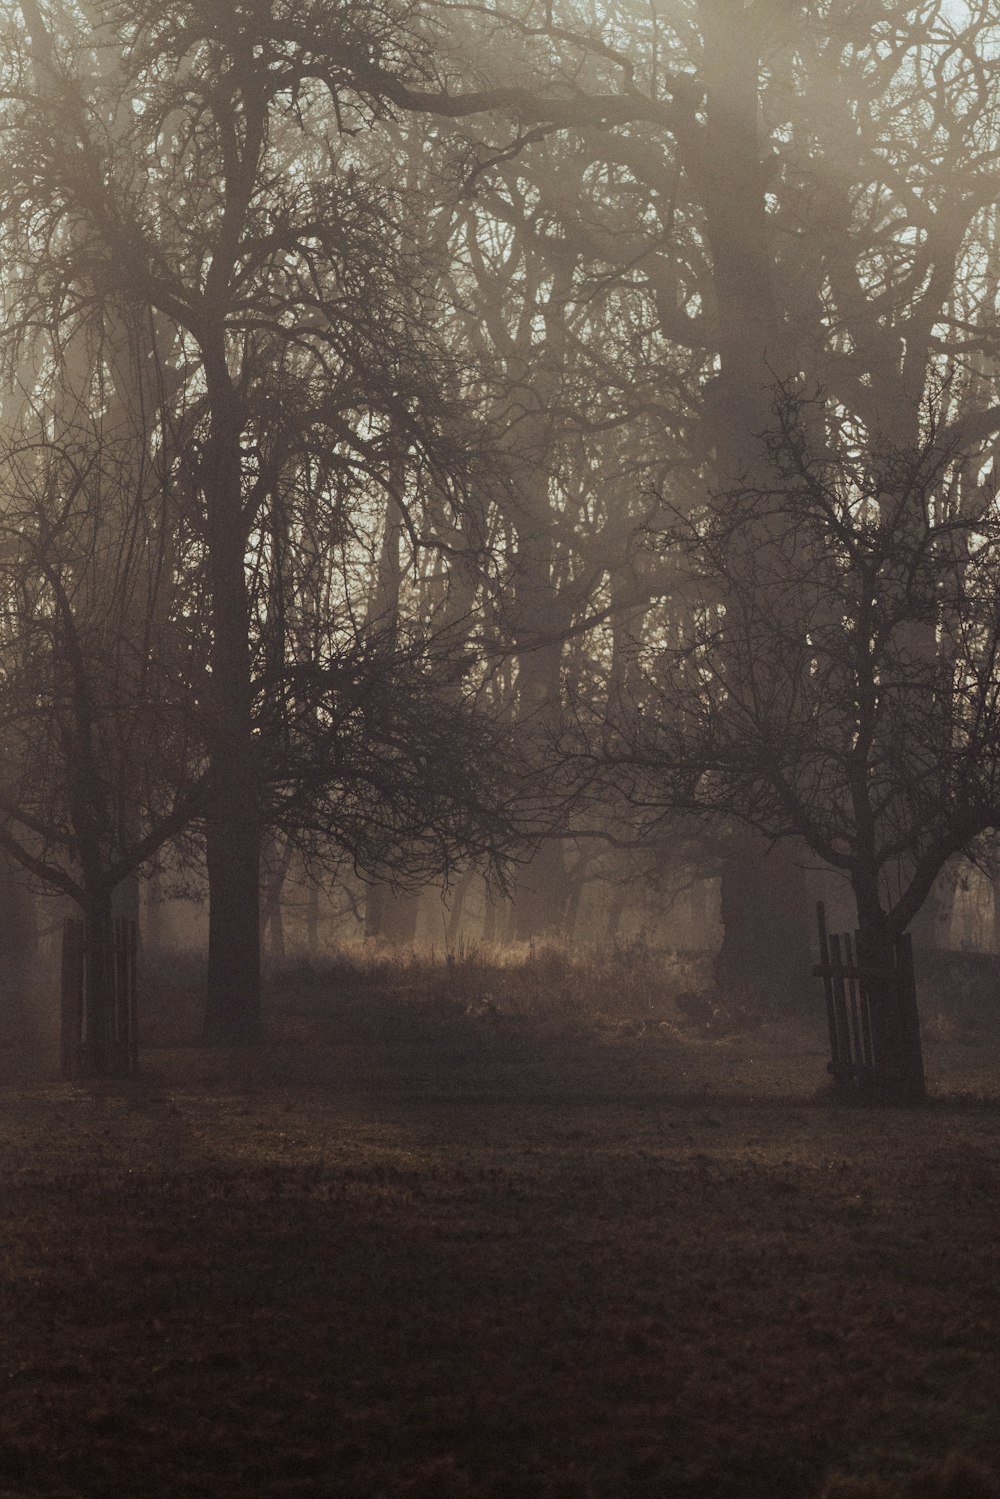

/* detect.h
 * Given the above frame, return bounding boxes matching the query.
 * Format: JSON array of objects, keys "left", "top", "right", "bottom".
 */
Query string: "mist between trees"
[{"left": 2, "top": 0, "right": 1000, "bottom": 1069}]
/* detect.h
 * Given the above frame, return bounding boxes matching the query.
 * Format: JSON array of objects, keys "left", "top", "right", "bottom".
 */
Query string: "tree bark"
[
  {"left": 0, "top": 853, "right": 36, "bottom": 1040},
  {"left": 82, "top": 893, "right": 116, "bottom": 1075},
  {"left": 695, "top": 0, "right": 812, "bottom": 1009},
  {"left": 849, "top": 870, "right": 924, "bottom": 1096},
  {"left": 201, "top": 352, "right": 262, "bottom": 1044}
]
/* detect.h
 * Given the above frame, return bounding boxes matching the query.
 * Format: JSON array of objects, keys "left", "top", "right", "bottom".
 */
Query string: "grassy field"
[{"left": 0, "top": 947, "right": 998, "bottom": 1498}]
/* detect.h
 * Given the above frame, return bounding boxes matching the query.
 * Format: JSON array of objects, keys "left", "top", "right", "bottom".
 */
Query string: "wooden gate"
[
  {"left": 813, "top": 902, "right": 925, "bottom": 1103},
  {"left": 60, "top": 917, "right": 138, "bottom": 1078}
]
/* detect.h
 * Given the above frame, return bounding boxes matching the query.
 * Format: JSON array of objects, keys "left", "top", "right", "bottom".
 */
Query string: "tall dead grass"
[{"left": 264, "top": 933, "right": 712, "bottom": 1031}]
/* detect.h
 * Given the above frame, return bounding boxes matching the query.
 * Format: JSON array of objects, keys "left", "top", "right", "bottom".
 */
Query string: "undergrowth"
[
  {"left": 139, "top": 937, "right": 718, "bottom": 1046},
  {"left": 269, "top": 935, "right": 712, "bottom": 1026},
  {"left": 136, "top": 935, "right": 1000, "bottom": 1053}
]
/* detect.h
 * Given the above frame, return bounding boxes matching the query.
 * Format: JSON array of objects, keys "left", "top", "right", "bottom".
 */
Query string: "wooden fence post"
[
  {"left": 813, "top": 906, "right": 926, "bottom": 1103},
  {"left": 60, "top": 915, "right": 138, "bottom": 1077}
]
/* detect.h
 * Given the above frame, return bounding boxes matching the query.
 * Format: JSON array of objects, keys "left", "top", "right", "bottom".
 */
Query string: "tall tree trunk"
[
  {"left": 695, "top": 0, "right": 812, "bottom": 1008},
  {"left": 515, "top": 839, "right": 569, "bottom": 941},
  {"left": 482, "top": 882, "right": 513, "bottom": 946},
  {"left": 604, "top": 880, "right": 628, "bottom": 945},
  {"left": 365, "top": 885, "right": 421, "bottom": 946},
  {"left": 82, "top": 892, "right": 116, "bottom": 1076},
  {"left": 444, "top": 869, "right": 473, "bottom": 949},
  {"left": 714, "top": 837, "right": 811, "bottom": 1010},
  {"left": 202, "top": 355, "right": 262, "bottom": 1044},
  {"left": 0, "top": 853, "right": 36, "bottom": 1040},
  {"left": 509, "top": 563, "right": 571, "bottom": 940},
  {"left": 852, "top": 878, "right": 892, "bottom": 1066}
]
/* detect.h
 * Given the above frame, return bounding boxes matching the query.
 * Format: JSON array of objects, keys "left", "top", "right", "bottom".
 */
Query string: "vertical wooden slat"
[
  {"left": 842, "top": 933, "right": 865, "bottom": 1085},
  {"left": 828, "top": 933, "right": 852, "bottom": 1079},
  {"left": 815, "top": 909, "right": 925, "bottom": 1103},
  {"left": 58, "top": 916, "right": 139, "bottom": 1078},
  {"left": 816, "top": 903, "right": 840, "bottom": 1071},
  {"left": 854, "top": 928, "right": 875, "bottom": 1070}
]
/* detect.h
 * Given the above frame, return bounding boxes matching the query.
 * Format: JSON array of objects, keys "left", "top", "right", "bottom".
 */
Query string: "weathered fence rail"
[
  {"left": 60, "top": 917, "right": 138, "bottom": 1078},
  {"left": 813, "top": 902, "right": 925, "bottom": 1103}
]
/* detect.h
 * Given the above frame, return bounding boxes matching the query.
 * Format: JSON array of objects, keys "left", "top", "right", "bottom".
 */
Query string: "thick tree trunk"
[
  {"left": 851, "top": 871, "right": 925, "bottom": 1102},
  {"left": 204, "top": 804, "right": 262, "bottom": 1043},
  {"left": 0, "top": 852, "right": 36, "bottom": 1039},
  {"left": 851, "top": 876, "right": 895, "bottom": 981},
  {"left": 714, "top": 836, "right": 811, "bottom": 1011},
  {"left": 695, "top": 1, "right": 812, "bottom": 1002},
  {"left": 509, "top": 550, "right": 571, "bottom": 942},
  {"left": 495, "top": 256, "right": 575, "bottom": 948},
  {"left": 82, "top": 894, "right": 116, "bottom": 1075}
]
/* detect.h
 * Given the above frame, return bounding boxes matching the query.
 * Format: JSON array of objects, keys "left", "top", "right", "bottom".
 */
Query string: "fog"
[{"left": 3, "top": 6, "right": 1000, "bottom": 1495}]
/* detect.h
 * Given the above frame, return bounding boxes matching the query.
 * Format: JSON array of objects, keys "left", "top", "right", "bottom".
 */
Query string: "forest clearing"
[
  {"left": 0, "top": 947, "right": 998, "bottom": 1499},
  {"left": 4, "top": 2, "right": 1000, "bottom": 1492}
]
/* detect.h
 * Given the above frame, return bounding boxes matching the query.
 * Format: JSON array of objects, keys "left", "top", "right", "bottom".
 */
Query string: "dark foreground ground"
[{"left": 0, "top": 970, "right": 999, "bottom": 1499}]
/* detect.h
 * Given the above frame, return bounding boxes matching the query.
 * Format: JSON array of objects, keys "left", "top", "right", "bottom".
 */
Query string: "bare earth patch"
[{"left": 0, "top": 1000, "right": 998, "bottom": 1498}]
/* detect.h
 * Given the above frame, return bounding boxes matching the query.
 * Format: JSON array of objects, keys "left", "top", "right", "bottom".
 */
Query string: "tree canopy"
[{"left": 3, "top": 0, "right": 1000, "bottom": 1065}]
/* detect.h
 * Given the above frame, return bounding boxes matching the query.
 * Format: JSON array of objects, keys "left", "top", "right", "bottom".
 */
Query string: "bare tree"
[
  {"left": 0, "top": 395, "right": 204, "bottom": 1072},
  {"left": 594, "top": 382, "right": 1000, "bottom": 1009}
]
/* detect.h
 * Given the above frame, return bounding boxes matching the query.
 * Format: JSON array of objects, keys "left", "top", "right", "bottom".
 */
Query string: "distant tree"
[
  {"left": 593, "top": 382, "right": 1000, "bottom": 1004},
  {"left": 1, "top": 0, "right": 520, "bottom": 1038},
  {"left": 6, "top": 0, "right": 1000, "bottom": 1024},
  {"left": 0, "top": 396, "right": 205, "bottom": 1072},
  {"left": 264, "top": 622, "right": 520, "bottom": 886}
]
